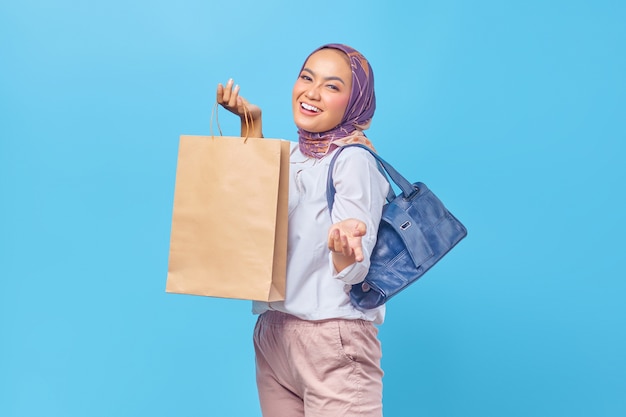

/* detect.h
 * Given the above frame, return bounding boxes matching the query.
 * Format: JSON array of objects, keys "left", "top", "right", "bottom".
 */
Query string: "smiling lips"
[{"left": 301, "top": 102, "right": 321, "bottom": 113}]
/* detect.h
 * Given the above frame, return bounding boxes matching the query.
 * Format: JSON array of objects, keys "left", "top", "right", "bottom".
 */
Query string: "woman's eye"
[
  {"left": 327, "top": 84, "right": 339, "bottom": 91},
  {"left": 300, "top": 75, "right": 312, "bottom": 81}
]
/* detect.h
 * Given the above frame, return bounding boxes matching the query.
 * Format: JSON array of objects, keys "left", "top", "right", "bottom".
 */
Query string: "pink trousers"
[{"left": 253, "top": 311, "right": 384, "bottom": 417}]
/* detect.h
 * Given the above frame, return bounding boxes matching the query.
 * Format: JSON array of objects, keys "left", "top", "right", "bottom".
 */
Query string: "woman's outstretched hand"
[
  {"left": 328, "top": 218, "right": 367, "bottom": 272},
  {"left": 216, "top": 79, "right": 263, "bottom": 137}
]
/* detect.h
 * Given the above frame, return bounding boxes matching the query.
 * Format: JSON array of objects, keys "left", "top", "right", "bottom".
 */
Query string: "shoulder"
[{"left": 329, "top": 145, "right": 379, "bottom": 175}]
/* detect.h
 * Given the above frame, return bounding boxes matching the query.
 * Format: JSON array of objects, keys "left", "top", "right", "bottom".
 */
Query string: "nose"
[{"left": 304, "top": 85, "right": 320, "bottom": 100}]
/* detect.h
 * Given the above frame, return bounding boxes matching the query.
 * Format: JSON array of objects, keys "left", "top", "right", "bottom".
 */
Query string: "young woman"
[{"left": 217, "top": 44, "right": 389, "bottom": 417}]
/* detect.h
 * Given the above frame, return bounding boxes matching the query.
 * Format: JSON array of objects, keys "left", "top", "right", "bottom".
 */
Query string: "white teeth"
[{"left": 301, "top": 102, "right": 320, "bottom": 112}]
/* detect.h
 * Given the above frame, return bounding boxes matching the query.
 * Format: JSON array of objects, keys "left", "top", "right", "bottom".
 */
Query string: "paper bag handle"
[{"left": 210, "top": 102, "right": 255, "bottom": 143}]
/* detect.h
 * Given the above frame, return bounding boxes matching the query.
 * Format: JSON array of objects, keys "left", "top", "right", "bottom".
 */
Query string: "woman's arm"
[
  {"left": 216, "top": 79, "right": 263, "bottom": 138},
  {"left": 327, "top": 148, "right": 389, "bottom": 280}
]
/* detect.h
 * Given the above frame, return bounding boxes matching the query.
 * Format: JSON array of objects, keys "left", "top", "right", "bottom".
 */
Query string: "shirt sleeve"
[{"left": 327, "top": 147, "right": 390, "bottom": 285}]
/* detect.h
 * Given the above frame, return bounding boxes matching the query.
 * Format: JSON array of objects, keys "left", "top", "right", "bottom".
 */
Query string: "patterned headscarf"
[{"left": 297, "top": 43, "right": 376, "bottom": 158}]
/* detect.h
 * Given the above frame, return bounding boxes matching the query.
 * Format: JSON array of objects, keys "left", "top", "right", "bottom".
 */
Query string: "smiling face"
[{"left": 292, "top": 48, "right": 353, "bottom": 133}]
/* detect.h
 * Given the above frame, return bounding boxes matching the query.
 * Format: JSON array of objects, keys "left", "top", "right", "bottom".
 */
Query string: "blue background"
[{"left": 1, "top": 0, "right": 625, "bottom": 416}]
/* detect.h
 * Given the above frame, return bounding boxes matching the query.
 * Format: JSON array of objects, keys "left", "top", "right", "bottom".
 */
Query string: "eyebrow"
[{"left": 302, "top": 68, "right": 346, "bottom": 85}]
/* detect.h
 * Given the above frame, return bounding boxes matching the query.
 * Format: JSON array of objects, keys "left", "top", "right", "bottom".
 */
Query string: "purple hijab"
[{"left": 297, "top": 43, "right": 376, "bottom": 158}]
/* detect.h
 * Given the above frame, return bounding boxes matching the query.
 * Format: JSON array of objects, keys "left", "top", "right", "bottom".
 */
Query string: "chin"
[
  {"left": 298, "top": 126, "right": 325, "bottom": 134},
  {"left": 294, "top": 119, "right": 320, "bottom": 133}
]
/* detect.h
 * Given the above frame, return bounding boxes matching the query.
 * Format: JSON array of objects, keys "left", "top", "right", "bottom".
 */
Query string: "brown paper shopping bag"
[{"left": 166, "top": 134, "right": 289, "bottom": 302}]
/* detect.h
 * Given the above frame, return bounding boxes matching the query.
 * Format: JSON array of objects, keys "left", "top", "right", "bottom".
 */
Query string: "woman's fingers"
[
  {"left": 328, "top": 229, "right": 346, "bottom": 254},
  {"left": 328, "top": 228, "right": 340, "bottom": 251},
  {"left": 228, "top": 84, "right": 240, "bottom": 108},
  {"left": 216, "top": 83, "right": 223, "bottom": 103},
  {"left": 328, "top": 219, "right": 366, "bottom": 262},
  {"left": 217, "top": 79, "right": 248, "bottom": 117},
  {"left": 222, "top": 78, "right": 234, "bottom": 104},
  {"left": 353, "top": 244, "right": 364, "bottom": 262}
]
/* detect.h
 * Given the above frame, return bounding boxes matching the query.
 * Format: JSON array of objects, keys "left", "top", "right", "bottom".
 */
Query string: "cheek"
[
  {"left": 292, "top": 79, "right": 306, "bottom": 97},
  {"left": 291, "top": 85, "right": 298, "bottom": 102},
  {"left": 292, "top": 85, "right": 304, "bottom": 108},
  {"left": 328, "top": 94, "right": 350, "bottom": 117}
]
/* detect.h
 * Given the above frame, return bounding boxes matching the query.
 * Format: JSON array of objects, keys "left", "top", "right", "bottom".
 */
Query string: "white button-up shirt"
[{"left": 253, "top": 142, "right": 389, "bottom": 324}]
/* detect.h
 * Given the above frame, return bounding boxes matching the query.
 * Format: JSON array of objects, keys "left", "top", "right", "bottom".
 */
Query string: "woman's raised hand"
[{"left": 216, "top": 79, "right": 263, "bottom": 137}]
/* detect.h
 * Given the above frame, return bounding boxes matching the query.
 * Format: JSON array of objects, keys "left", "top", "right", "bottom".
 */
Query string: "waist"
[{"left": 258, "top": 310, "right": 375, "bottom": 329}]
